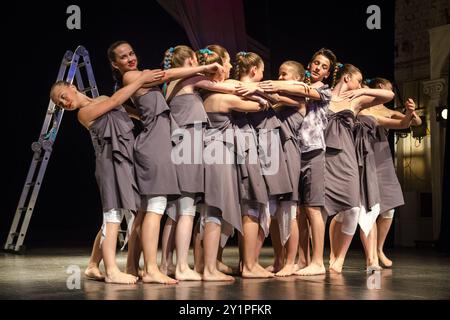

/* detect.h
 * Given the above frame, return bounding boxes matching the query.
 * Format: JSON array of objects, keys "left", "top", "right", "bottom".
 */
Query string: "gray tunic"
[
  {"left": 355, "top": 115, "right": 381, "bottom": 214},
  {"left": 276, "top": 106, "right": 304, "bottom": 203},
  {"left": 133, "top": 88, "right": 180, "bottom": 199},
  {"left": 169, "top": 93, "right": 208, "bottom": 195},
  {"left": 247, "top": 109, "right": 293, "bottom": 198},
  {"left": 373, "top": 125, "right": 405, "bottom": 213},
  {"left": 89, "top": 106, "right": 139, "bottom": 212},
  {"left": 204, "top": 112, "right": 243, "bottom": 240},
  {"left": 324, "top": 109, "right": 360, "bottom": 216},
  {"left": 355, "top": 115, "right": 382, "bottom": 235},
  {"left": 231, "top": 111, "right": 269, "bottom": 206}
]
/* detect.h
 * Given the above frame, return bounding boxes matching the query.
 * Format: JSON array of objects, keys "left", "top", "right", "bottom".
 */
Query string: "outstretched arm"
[
  {"left": 258, "top": 80, "right": 321, "bottom": 100},
  {"left": 342, "top": 88, "right": 395, "bottom": 109},
  {"left": 390, "top": 99, "right": 422, "bottom": 126},
  {"left": 191, "top": 75, "right": 238, "bottom": 94},
  {"left": 221, "top": 94, "right": 268, "bottom": 113},
  {"left": 375, "top": 98, "right": 416, "bottom": 129},
  {"left": 78, "top": 70, "right": 159, "bottom": 127},
  {"left": 163, "top": 63, "right": 224, "bottom": 82}
]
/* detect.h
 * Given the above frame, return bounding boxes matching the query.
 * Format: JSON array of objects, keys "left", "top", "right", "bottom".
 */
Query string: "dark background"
[{"left": 3, "top": 0, "right": 394, "bottom": 247}]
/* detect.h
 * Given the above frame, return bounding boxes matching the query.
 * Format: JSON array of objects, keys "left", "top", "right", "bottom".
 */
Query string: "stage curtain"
[{"left": 157, "top": 0, "right": 248, "bottom": 56}]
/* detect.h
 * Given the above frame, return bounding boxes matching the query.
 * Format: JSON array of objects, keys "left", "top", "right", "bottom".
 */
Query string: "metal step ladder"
[{"left": 4, "top": 46, "right": 99, "bottom": 253}]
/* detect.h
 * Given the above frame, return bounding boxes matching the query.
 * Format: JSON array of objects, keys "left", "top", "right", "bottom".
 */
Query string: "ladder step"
[{"left": 82, "top": 87, "right": 96, "bottom": 93}]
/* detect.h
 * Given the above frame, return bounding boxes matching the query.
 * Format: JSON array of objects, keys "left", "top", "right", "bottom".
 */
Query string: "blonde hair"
[
  {"left": 234, "top": 51, "right": 263, "bottom": 80},
  {"left": 162, "top": 45, "right": 195, "bottom": 69},
  {"left": 281, "top": 60, "right": 305, "bottom": 81}
]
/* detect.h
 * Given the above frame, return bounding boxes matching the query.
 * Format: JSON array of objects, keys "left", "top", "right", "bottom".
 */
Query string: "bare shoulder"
[
  {"left": 123, "top": 70, "right": 142, "bottom": 85},
  {"left": 94, "top": 95, "right": 109, "bottom": 102}
]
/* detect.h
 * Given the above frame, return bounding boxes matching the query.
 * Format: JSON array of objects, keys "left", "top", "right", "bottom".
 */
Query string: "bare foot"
[
  {"left": 142, "top": 267, "right": 178, "bottom": 284},
  {"left": 217, "top": 260, "right": 233, "bottom": 275},
  {"left": 329, "top": 255, "right": 335, "bottom": 268},
  {"left": 105, "top": 270, "right": 138, "bottom": 284},
  {"left": 266, "top": 262, "right": 283, "bottom": 273},
  {"left": 126, "top": 267, "right": 145, "bottom": 279},
  {"left": 175, "top": 265, "right": 202, "bottom": 281},
  {"left": 203, "top": 269, "right": 235, "bottom": 282},
  {"left": 265, "top": 265, "right": 274, "bottom": 272},
  {"left": 85, "top": 265, "right": 105, "bottom": 281},
  {"left": 366, "top": 258, "right": 383, "bottom": 272},
  {"left": 329, "top": 258, "right": 344, "bottom": 274},
  {"left": 377, "top": 250, "right": 393, "bottom": 268},
  {"left": 275, "top": 263, "right": 297, "bottom": 277},
  {"left": 366, "top": 264, "right": 383, "bottom": 273},
  {"left": 242, "top": 263, "right": 275, "bottom": 278},
  {"left": 294, "top": 263, "right": 326, "bottom": 276},
  {"left": 160, "top": 264, "right": 176, "bottom": 276}
]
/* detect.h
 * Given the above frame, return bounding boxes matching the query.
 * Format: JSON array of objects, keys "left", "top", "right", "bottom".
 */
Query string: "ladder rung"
[{"left": 82, "top": 87, "right": 96, "bottom": 93}]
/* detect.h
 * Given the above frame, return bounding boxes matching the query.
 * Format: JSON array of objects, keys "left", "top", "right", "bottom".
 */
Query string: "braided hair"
[
  {"left": 162, "top": 45, "right": 195, "bottom": 70},
  {"left": 234, "top": 51, "right": 263, "bottom": 80},
  {"left": 196, "top": 48, "right": 222, "bottom": 66}
]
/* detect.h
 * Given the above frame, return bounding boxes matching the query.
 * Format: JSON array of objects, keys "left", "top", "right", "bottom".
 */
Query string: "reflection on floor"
[{"left": 1, "top": 247, "right": 449, "bottom": 300}]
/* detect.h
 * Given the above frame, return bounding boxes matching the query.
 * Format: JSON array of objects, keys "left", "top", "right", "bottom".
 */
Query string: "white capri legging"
[
  {"left": 203, "top": 205, "right": 223, "bottom": 226},
  {"left": 333, "top": 207, "right": 360, "bottom": 236},
  {"left": 141, "top": 195, "right": 168, "bottom": 215},
  {"left": 102, "top": 208, "right": 134, "bottom": 249},
  {"left": 380, "top": 209, "right": 395, "bottom": 219},
  {"left": 177, "top": 193, "right": 197, "bottom": 216}
]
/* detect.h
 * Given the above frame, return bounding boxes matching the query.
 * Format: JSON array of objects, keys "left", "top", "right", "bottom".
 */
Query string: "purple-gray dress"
[
  {"left": 133, "top": 88, "right": 180, "bottom": 199},
  {"left": 324, "top": 109, "right": 360, "bottom": 216},
  {"left": 203, "top": 112, "right": 243, "bottom": 244},
  {"left": 247, "top": 109, "right": 293, "bottom": 198},
  {"left": 89, "top": 106, "right": 140, "bottom": 212},
  {"left": 169, "top": 93, "right": 207, "bottom": 195},
  {"left": 373, "top": 125, "right": 405, "bottom": 213}
]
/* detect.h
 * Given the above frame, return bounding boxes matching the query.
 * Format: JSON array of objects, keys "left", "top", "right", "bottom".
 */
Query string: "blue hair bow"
[
  {"left": 305, "top": 71, "right": 311, "bottom": 77},
  {"left": 337, "top": 63, "right": 344, "bottom": 68},
  {"left": 199, "top": 48, "right": 213, "bottom": 55},
  {"left": 238, "top": 51, "right": 248, "bottom": 56}
]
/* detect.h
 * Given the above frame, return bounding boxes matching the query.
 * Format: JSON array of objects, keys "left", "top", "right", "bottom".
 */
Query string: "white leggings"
[
  {"left": 380, "top": 209, "right": 395, "bottom": 219},
  {"left": 101, "top": 209, "right": 134, "bottom": 249},
  {"left": 141, "top": 195, "right": 168, "bottom": 215},
  {"left": 334, "top": 207, "right": 360, "bottom": 236},
  {"left": 178, "top": 193, "right": 197, "bottom": 216}
]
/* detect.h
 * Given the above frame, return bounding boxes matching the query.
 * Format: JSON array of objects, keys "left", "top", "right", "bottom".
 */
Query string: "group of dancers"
[{"left": 50, "top": 42, "right": 421, "bottom": 284}]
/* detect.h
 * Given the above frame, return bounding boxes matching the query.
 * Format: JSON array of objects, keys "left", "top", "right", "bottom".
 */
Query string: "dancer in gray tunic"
[
  {"left": 50, "top": 68, "right": 163, "bottom": 284},
  {"left": 201, "top": 89, "right": 270, "bottom": 280},
  {"left": 323, "top": 64, "right": 395, "bottom": 274},
  {"left": 123, "top": 61, "right": 224, "bottom": 284}
]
